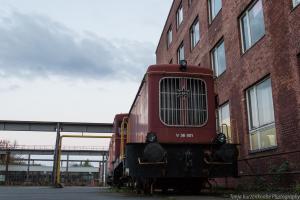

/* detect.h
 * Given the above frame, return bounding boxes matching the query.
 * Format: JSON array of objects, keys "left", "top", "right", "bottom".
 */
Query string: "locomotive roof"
[
  {"left": 147, "top": 64, "right": 213, "bottom": 75},
  {"left": 113, "top": 113, "right": 128, "bottom": 129}
]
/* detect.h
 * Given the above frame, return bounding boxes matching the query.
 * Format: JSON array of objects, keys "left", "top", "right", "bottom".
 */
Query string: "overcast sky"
[{"left": 0, "top": 0, "right": 173, "bottom": 146}]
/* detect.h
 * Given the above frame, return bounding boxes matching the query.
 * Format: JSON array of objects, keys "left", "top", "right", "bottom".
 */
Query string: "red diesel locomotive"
[{"left": 107, "top": 62, "right": 238, "bottom": 193}]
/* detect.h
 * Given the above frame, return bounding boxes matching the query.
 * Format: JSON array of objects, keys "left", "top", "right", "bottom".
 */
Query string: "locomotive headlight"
[
  {"left": 179, "top": 60, "right": 188, "bottom": 72},
  {"left": 215, "top": 133, "right": 226, "bottom": 145},
  {"left": 146, "top": 132, "right": 157, "bottom": 143}
]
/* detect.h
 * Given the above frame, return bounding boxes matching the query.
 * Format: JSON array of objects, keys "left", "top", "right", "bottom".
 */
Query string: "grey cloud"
[
  {"left": 0, "top": 84, "right": 21, "bottom": 92},
  {"left": 0, "top": 11, "right": 155, "bottom": 81}
]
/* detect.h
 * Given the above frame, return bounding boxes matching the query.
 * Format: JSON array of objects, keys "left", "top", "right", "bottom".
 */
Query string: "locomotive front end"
[{"left": 122, "top": 63, "right": 238, "bottom": 193}]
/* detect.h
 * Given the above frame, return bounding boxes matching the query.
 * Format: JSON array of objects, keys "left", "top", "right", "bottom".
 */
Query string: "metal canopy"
[{"left": 0, "top": 120, "right": 113, "bottom": 133}]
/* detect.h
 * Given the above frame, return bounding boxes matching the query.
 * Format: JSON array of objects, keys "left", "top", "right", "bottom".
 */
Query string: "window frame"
[
  {"left": 167, "top": 25, "right": 173, "bottom": 48},
  {"left": 293, "top": 0, "right": 300, "bottom": 8},
  {"left": 246, "top": 77, "right": 277, "bottom": 151},
  {"left": 176, "top": 3, "right": 184, "bottom": 29},
  {"left": 208, "top": 0, "right": 222, "bottom": 23},
  {"left": 177, "top": 42, "right": 185, "bottom": 64},
  {"left": 211, "top": 39, "right": 226, "bottom": 77},
  {"left": 239, "top": 0, "right": 265, "bottom": 53},
  {"left": 190, "top": 17, "right": 200, "bottom": 50}
]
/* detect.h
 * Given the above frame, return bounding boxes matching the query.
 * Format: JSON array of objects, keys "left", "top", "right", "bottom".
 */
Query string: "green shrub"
[{"left": 295, "top": 183, "right": 300, "bottom": 194}]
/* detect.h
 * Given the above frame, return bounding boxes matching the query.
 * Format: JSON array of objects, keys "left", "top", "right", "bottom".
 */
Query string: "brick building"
[{"left": 156, "top": 0, "right": 300, "bottom": 188}]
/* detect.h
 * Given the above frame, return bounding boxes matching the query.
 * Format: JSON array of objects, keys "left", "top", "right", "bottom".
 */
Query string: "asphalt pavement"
[{"left": 0, "top": 186, "right": 229, "bottom": 200}]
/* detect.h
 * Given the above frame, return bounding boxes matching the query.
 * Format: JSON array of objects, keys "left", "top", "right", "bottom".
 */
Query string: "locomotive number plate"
[{"left": 176, "top": 133, "right": 194, "bottom": 138}]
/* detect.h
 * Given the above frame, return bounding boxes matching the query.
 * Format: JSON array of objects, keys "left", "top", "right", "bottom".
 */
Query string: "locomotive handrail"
[
  {"left": 221, "top": 123, "right": 229, "bottom": 140},
  {"left": 126, "top": 119, "right": 131, "bottom": 143},
  {"left": 203, "top": 157, "right": 232, "bottom": 165},
  {"left": 138, "top": 158, "right": 168, "bottom": 165},
  {"left": 120, "top": 117, "right": 128, "bottom": 160}
]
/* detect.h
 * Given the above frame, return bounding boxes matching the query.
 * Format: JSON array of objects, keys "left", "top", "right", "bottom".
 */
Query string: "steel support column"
[
  {"left": 26, "top": 154, "right": 31, "bottom": 182},
  {"left": 104, "top": 154, "right": 107, "bottom": 186},
  {"left": 66, "top": 154, "right": 69, "bottom": 184},
  {"left": 5, "top": 151, "right": 10, "bottom": 185},
  {"left": 98, "top": 161, "right": 102, "bottom": 185},
  {"left": 52, "top": 123, "right": 61, "bottom": 186},
  {"left": 101, "top": 153, "right": 105, "bottom": 185}
]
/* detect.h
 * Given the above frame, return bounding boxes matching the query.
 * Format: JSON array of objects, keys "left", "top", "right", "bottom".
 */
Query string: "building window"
[
  {"left": 208, "top": 0, "right": 222, "bottom": 22},
  {"left": 176, "top": 3, "right": 183, "bottom": 28},
  {"left": 167, "top": 26, "right": 172, "bottom": 47},
  {"left": 293, "top": 0, "right": 300, "bottom": 7},
  {"left": 240, "top": 0, "right": 265, "bottom": 52},
  {"left": 189, "top": 0, "right": 193, "bottom": 7},
  {"left": 218, "top": 103, "right": 232, "bottom": 142},
  {"left": 211, "top": 40, "right": 226, "bottom": 77},
  {"left": 246, "top": 78, "right": 276, "bottom": 151},
  {"left": 190, "top": 18, "right": 200, "bottom": 49},
  {"left": 177, "top": 42, "right": 185, "bottom": 63}
]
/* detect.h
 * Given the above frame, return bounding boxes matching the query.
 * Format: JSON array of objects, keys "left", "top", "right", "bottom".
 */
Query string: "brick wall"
[{"left": 156, "top": 0, "right": 300, "bottom": 188}]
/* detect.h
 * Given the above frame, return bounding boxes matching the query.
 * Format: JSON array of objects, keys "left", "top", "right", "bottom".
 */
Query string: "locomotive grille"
[{"left": 160, "top": 77, "right": 207, "bottom": 126}]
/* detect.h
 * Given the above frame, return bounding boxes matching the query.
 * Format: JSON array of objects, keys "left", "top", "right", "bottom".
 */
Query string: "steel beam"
[
  {"left": 0, "top": 120, "right": 113, "bottom": 133},
  {"left": 0, "top": 149, "right": 108, "bottom": 156},
  {"left": 13, "top": 158, "right": 106, "bottom": 162}
]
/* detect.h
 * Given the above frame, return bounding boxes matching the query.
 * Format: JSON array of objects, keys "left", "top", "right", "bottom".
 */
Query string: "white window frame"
[
  {"left": 211, "top": 40, "right": 226, "bottom": 77},
  {"left": 246, "top": 77, "right": 276, "bottom": 151},
  {"left": 190, "top": 17, "right": 200, "bottom": 49},
  {"left": 293, "top": 0, "right": 300, "bottom": 7},
  {"left": 176, "top": 3, "right": 183, "bottom": 29},
  {"left": 177, "top": 42, "right": 185, "bottom": 64},
  {"left": 240, "top": 0, "right": 265, "bottom": 53},
  {"left": 167, "top": 26, "right": 173, "bottom": 48},
  {"left": 208, "top": 0, "right": 222, "bottom": 23}
]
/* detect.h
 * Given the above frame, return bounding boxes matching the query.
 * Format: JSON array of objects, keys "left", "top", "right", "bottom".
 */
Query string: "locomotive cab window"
[{"left": 160, "top": 77, "right": 208, "bottom": 126}]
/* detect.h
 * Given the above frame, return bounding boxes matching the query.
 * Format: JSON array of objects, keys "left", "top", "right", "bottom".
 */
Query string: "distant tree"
[
  {"left": 69, "top": 160, "right": 93, "bottom": 167},
  {"left": 0, "top": 139, "right": 10, "bottom": 148},
  {"left": 0, "top": 140, "right": 10, "bottom": 164},
  {"left": 71, "top": 163, "right": 80, "bottom": 167},
  {"left": 0, "top": 139, "right": 25, "bottom": 165},
  {"left": 82, "top": 159, "right": 92, "bottom": 167}
]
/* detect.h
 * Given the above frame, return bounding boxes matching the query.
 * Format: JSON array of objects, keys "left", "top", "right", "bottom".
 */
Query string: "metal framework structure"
[
  {"left": 0, "top": 120, "right": 113, "bottom": 186},
  {"left": 55, "top": 135, "right": 112, "bottom": 186}
]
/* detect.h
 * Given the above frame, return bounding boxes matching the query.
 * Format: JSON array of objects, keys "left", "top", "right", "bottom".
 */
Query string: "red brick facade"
[{"left": 156, "top": 0, "right": 300, "bottom": 188}]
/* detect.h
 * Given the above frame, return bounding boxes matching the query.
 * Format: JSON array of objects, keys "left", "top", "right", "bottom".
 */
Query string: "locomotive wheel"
[
  {"left": 127, "top": 177, "right": 135, "bottom": 191},
  {"left": 133, "top": 178, "right": 143, "bottom": 194},
  {"left": 142, "top": 179, "right": 154, "bottom": 195},
  {"left": 162, "top": 186, "right": 168, "bottom": 194},
  {"left": 143, "top": 179, "right": 150, "bottom": 195},
  {"left": 174, "top": 179, "right": 203, "bottom": 194}
]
